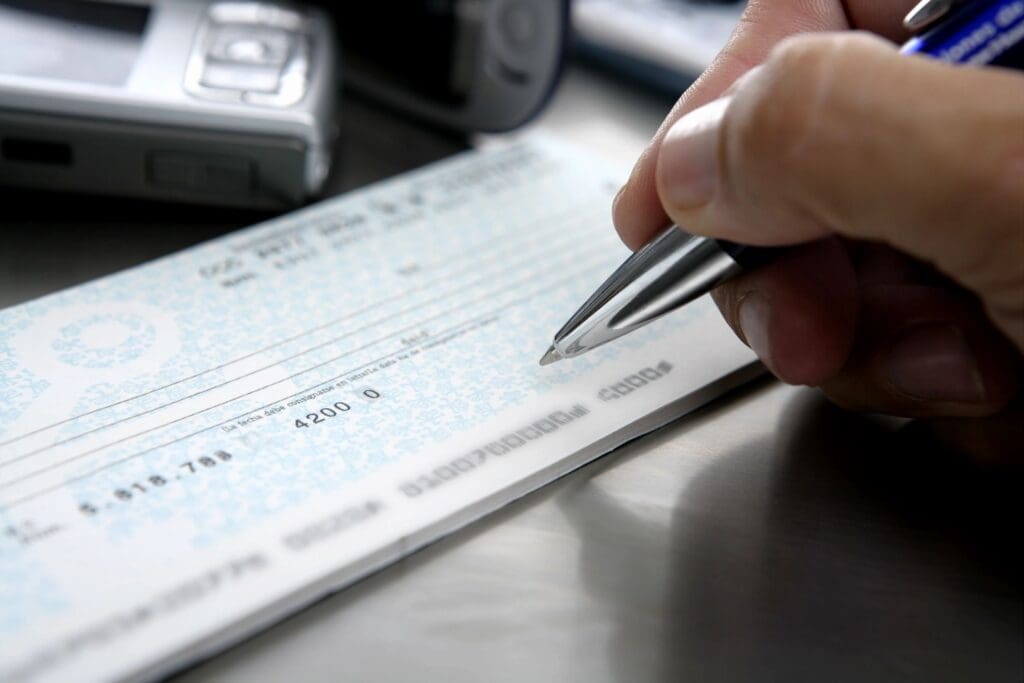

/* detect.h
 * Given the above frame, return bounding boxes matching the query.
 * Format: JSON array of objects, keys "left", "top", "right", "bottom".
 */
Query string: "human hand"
[{"left": 612, "top": 1, "right": 1024, "bottom": 459}]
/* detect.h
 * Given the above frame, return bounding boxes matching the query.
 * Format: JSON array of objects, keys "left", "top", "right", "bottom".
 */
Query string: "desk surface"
[{"left": 3, "top": 65, "right": 1021, "bottom": 683}]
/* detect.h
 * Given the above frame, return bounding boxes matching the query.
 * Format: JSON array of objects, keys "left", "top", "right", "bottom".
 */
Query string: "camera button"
[
  {"left": 200, "top": 63, "right": 281, "bottom": 92},
  {"left": 225, "top": 38, "right": 271, "bottom": 63},
  {"left": 209, "top": 28, "right": 292, "bottom": 66}
]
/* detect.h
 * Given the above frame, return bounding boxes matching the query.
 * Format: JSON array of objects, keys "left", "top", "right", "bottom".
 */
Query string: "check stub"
[{"left": 0, "top": 137, "right": 757, "bottom": 682}]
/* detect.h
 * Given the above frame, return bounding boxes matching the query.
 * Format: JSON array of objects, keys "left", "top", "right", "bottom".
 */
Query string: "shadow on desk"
[{"left": 565, "top": 390, "right": 1022, "bottom": 683}]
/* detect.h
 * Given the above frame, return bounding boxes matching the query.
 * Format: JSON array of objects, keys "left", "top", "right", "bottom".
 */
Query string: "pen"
[{"left": 540, "top": 0, "right": 1024, "bottom": 366}]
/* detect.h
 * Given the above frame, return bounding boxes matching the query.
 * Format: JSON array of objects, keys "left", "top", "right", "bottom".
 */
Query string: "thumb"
[{"left": 654, "top": 32, "right": 1024, "bottom": 350}]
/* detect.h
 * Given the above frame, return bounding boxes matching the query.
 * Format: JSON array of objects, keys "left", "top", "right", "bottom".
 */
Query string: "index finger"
[{"left": 611, "top": 0, "right": 915, "bottom": 250}]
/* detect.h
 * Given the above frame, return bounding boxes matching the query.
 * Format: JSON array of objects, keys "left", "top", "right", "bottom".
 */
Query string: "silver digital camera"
[
  {"left": 0, "top": 1, "right": 568, "bottom": 208},
  {"left": 0, "top": 0, "right": 337, "bottom": 208}
]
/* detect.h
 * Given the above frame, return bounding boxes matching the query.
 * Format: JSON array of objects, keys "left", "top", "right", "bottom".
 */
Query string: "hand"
[{"left": 612, "top": 1, "right": 1024, "bottom": 460}]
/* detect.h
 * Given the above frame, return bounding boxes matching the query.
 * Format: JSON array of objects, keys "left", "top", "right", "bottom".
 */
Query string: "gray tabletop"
[{"left": 2, "top": 64, "right": 1020, "bottom": 683}]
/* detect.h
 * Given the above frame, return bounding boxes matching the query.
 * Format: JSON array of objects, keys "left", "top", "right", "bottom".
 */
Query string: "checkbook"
[{"left": 0, "top": 137, "right": 758, "bottom": 682}]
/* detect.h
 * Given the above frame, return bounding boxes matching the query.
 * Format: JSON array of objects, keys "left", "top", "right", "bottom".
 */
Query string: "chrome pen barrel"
[{"left": 550, "top": 226, "right": 741, "bottom": 359}]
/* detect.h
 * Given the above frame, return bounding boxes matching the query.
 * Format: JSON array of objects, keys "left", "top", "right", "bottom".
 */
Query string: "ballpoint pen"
[{"left": 540, "top": 0, "right": 1024, "bottom": 366}]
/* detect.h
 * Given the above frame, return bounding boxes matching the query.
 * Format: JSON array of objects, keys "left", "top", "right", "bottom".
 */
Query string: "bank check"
[{"left": 0, "top": 137, "right": 758, "bottom": 682}]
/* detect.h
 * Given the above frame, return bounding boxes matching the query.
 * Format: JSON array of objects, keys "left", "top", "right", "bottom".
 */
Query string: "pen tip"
[{"left": 538, "top": 345, "right": 563, "bottom": 366}]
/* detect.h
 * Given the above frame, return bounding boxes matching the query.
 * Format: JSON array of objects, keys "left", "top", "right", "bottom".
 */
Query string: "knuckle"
[
  {"left": 720, "top": 33, "right": 889, "bottom": 225},
  {"left": 725, "top": 34, "right": 876, "bottom": 172},
  {"left": 726, "top": 36, "right": 827, "bottom": 163}
]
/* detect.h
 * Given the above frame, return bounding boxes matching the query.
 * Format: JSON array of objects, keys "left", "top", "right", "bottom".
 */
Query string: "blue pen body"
[
  {"left": 901, "top": 0, "right": 1024, "bottom": 67},
  {"left": 718, "top": 0, "right": 1024, "bottom": 269}
]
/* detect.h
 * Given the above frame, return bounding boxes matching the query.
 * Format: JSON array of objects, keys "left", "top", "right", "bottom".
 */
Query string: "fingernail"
[
  {"left": 887, "top": 325, "right": 987, "bottom": 403},
  {"left": 738, "top": 292, "right": 773, "bottom": 371},
  {"left": 657, "top": 97, "right": 729, "bottom": 208}
]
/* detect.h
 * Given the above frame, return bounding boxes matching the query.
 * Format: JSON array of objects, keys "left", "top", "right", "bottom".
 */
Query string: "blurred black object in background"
[{"left": 331, "top": 1, "right": 569, "bottom": 132}]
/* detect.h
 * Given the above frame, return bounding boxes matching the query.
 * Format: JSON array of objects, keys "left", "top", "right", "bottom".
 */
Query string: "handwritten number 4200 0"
[{"left": 294, "top": 389, "right": 380, "bottom": 429}]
